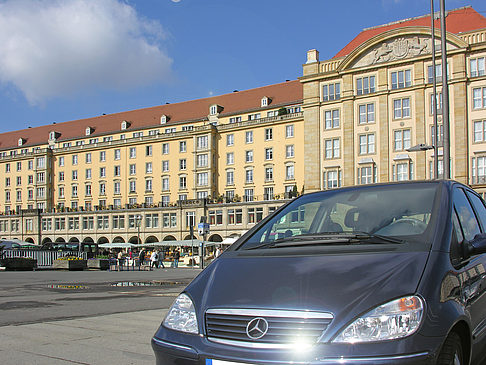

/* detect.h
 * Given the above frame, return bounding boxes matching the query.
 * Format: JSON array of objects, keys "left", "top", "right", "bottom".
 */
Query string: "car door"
[{"left": 452, "top": 187, "right": 486, "bottom": 359}]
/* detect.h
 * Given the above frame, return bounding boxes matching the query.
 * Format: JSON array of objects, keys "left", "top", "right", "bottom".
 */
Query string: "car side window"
[
  {"left": 465, "top": 190, "right": 486, "bottom": 232},
  {"left": 450, "top": 209, "right": 465, "bottom": 265},
  {"left": 453, "top": 188, "right": 481, "bottom": 241}
]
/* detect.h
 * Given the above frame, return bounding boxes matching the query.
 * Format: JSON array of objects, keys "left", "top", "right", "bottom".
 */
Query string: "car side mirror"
[{"left": 467, "top": 233, "right": 486, "bottom": 256}]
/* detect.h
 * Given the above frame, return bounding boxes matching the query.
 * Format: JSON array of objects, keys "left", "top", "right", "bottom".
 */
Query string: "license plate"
[{"left": 206, "top": 360, "right": 255, "bottom": 365}]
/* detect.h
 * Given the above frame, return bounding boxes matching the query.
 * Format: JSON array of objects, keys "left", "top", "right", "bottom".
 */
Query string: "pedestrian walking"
[
  {"left": 158, "top": 249, "right": 165, "bottom": 268},
  {"left": 173, "top": 249, "right": 180, "bottom": 268},
  {"left": 117, "top": 251, "right": 124, "bottom": 271},
  {"left": 150, "top": 250, "right": 158, "bottom": 268},
  {"left": 215, "top": 246, "right": 222, "bottom": 258},
  {"left": 139, "top": 249, "right": 146, "bottom": 266}
]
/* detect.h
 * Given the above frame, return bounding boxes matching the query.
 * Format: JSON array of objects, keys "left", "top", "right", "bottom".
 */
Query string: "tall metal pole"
[
  {"left": 440, "top": 0, "right": 451, "bottom": 179},
  {"left": 431, "top": 0, "right": 439, "bottom": 179}
]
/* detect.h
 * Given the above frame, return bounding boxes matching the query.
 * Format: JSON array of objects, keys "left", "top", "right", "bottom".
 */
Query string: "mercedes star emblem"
[{"left": 246, "top": 317, "right": 269, "bottom": 340}]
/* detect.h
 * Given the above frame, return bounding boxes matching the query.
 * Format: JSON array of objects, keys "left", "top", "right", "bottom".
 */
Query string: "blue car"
[{"left": 152, "top": 180, "right": 486, "bottom": 364}]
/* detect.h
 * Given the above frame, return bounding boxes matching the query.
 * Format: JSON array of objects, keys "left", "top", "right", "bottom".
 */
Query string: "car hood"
[{"left": 185, "top": 250, "right": 429, "bottom": 339}]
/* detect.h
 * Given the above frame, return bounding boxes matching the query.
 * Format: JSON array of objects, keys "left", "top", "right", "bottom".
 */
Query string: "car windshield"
[{"left": 239, "top": 183, "right": 439, "bottom": 250}]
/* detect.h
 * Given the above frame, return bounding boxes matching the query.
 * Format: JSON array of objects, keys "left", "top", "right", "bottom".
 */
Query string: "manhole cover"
[
  {"left": 47, "top": 284, "right": 90, "bottom": 290},
  {"left": 111, "top": 281, "right": 184, "bottom": 287}
]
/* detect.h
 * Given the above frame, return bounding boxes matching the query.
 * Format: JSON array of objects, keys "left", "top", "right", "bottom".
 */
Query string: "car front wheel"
[{"left": 437, "top": 332, "right": 463, "bottom": 365}]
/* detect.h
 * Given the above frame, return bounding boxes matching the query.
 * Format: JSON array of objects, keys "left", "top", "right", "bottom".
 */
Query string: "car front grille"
[{"left": 205, "top": 308, "right": 333, "bottom": 348}]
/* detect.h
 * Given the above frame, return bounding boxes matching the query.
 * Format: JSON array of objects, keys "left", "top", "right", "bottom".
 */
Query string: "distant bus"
[{"left": 41, "top": 242, "right": 99, "bottom": 258}]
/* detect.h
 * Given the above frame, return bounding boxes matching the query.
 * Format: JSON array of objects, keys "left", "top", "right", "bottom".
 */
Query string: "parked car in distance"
[
  {"left": 0, "top": 240, "right": 21, "bottom": 249},
  {"left": 152, "top": 180, "right": 486, "bottom": 364}
]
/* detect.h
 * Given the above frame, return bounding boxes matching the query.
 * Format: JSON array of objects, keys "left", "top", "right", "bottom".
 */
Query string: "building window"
[
  {"left": 286, "top": 164, "right": 295, "bottom": 180},
  {"left": 394, "top": 129, "right": 411, "bottom": 151},
  {"left": 246, "top": 131, "right": 253, "bottom": 144},
  {"left": 229, "top": 116, "right": 242, "bottom": 123},
  {"left": 265, "top": 167, "right": 273, "bottom": 182},
  {"left": 180, "top": 141, "right": 187, "bottom": 152},
  {"left": 325, "top": 109, "right": 340, "bottom": 129},
  {"left": 265, "top": 128, "right": 273, "bottom": 141},
  {"left": 248, "top": 113, "right": 261, "bottom": 121},
  {"left": 359, "top": 165, "right": 377, "bottom": 185},
  {"left": 286, "top": 125, "right": 294, "bottom": 138},
  {"left": 474, "top": 120, "right": 486, "bottom": 142},
  {"left": 265, "top": 148, "right": 273, "bottom": 160},
  {"left": 325, "top": 138, "right": 340, "bottom": 159},
  {"left": 163, "top": 213, "right": 177, "bottom": 227},
  {"left": 391, "top": 69, "right": 412, "bottom": 89},
  {"left": 427, "top": 63, "right": 445, "bottom": 83},
  {"left": 228, "top": 209, "right": 242, "bottom": 225},
  {"left": 129, "top": 147, "right": 136, "bottom": 159},
  {"left": 197, "top": 172, "right": 208, "bottom": 186},
  {"left": 244, "top": 150, "right": 254, "bottom": 163},
  {"left": 86, "top": 168, "right": 92, "bottom": 179},
  {"left": 264, "top": 187, "right": 274, "bottom": 200},
  {"left": 227, "top": 134, "right": 234, "bottom": 146},
  {"left": 179, "top": 176, "right": 187, "bottom": 189},
  {"left": 146, "top": 162, "right": 153, "bottom": 174},
  {"left": 72, "top": 155, "right": 78, "bottom": 165},
  {"left": 356, "top": 76, "right": 375, "bottom": 95},
  {"left": 325, "top": 170, "right": 341, "bottom": 189},
  {"left": 85, "top": 184, "right": 92, "bottom": 197},
  {"left": 179, "top": 159, "right": 187, "bottom": 170},
  {"left": 226, "top": 170, "right": 234, "bottom": 185},
  {"left": 112, "top": 215, "right": 125, "bottom": 229},
  {"left": 114, "top": 149, "right": 121, "bottom": 160},
  {"left": 393, "top": 162, "right": 413, "bottom": 181},
  {"left": 114, "top": 166, "right": 121, "bottom": 176},
  {"left": 16, "top": 176, "right": 21, "bottom": 186},
  {"left": 226, "top": 152, "right": 234, "bottom": 165},
  {"left": 431, "top": 124, "right": 444, "bottom": 147},
  {"left": 473, "top": 87, "right": 486, "bottom": 109},
  {"left": 58, "top": 156, "right": 64, "bottom": 167},
  {"left": 246, "top": 168, "right": 253, "bottom": 184},
  {"left": 286, "top": 145, "right": 295, "bottom": 158},
  {"left": 359, "top": 134, "right": 375, "bottom": 155},
  {"left": 72, "top": 185, "right": 78, "bottom": 198},
  {"left": 145, "top": 179, "right": 153, "bottom": 192},
  {"left": 129, "top": 164, "right": 136, "bottom": 175},
  {"left": 430, "top": 92, "right": 443, "bottom": 114},
  {"left": 58, "top": 186, "right": 64, "bottom": 198},
  {"left": 99, "top": 182, "right": 106, "bottom": 196},
  {"left": 99, "top": 151, "right": 106, "bottom": 162},
  {"left": 162, "top": 160, "right": 169, "bottom": 172},
  {"left": 197, "top": 154, "right": 208, "bottom": 167},
  {"left": 359, "top": 103, "right": 375, "bottom": 124},
  {"left": 128, "top": 181, "right": 136, "bottom": 193},
  {"left": 162, "top": 177, "right": 170, "bottom": 191},
  {"left": 37, "top": 157, "right": 45, "bottom": 168},
  {"left": 470, "top": 57, "right": 485, "bottom": 77},
  {"left": 322, "top": 82, "right": 340, "bottom": 101},
  {"left": 209, "top": 210, "right": 223, "bottom": 225},
  {"left": 114, "top": 181, "right": 121, "bottom": 194},
  {"left": 100, "top": 167, "right": 106, "bottom": 178},
  {"left": 210, "top": 105, "right": 218, "bottom": 115},
  {"left": 393, "top": 97, "right": 411, "bottom": 119},
  {"left": 72, "top": 170, "right": 78, "bottom": 180},
  {"left": 197, "top": 136, "right": 208, "bottom": 149}
]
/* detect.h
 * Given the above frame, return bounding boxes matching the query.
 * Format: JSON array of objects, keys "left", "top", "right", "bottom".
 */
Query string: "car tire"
[{"left": 437, "top": 332, "right": 463, "bottom": 365}]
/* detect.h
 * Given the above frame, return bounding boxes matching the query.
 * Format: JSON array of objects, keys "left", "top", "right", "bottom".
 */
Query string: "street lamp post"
[{"left": 136, "top": 214, "right": 142, "bottom": 245}]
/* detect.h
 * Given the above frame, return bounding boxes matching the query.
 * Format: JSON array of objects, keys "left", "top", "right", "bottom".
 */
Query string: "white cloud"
[{"left": 0, "top": 0, "right": 173, "bottom": 105}]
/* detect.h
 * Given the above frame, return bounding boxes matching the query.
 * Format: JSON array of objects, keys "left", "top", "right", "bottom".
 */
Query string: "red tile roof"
[
  {"left": 0, "top": 80, "right": 302, "bottom": 151},
  {"left": 334, "top": 6, "right": 486, "bottom": 59}
]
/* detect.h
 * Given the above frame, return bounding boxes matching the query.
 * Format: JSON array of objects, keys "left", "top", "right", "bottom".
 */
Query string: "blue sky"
[{"left": 0, "top": 0, "right": 484, "bottom": 133}]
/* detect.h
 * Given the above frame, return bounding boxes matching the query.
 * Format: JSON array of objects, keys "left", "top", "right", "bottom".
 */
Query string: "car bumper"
[{"left": 152, "top": 328, "right": 439, "bottom": 365}]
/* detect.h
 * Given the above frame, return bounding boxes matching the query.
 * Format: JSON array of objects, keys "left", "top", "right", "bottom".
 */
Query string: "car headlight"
[
  {"left": 163, "top": 293, "right": 199, "bottom": 334},
  {"left": 333, "top": 296, "right": 424, "bottom": 343}
]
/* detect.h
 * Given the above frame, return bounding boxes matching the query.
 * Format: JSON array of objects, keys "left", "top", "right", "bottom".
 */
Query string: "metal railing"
[{"left": 1, "top": 249, "right": 87, "bottom": 268}]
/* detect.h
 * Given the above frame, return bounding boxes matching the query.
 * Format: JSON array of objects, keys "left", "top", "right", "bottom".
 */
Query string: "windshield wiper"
[{"left": 247, "top": 231, "right": 404, "bottom": 250}]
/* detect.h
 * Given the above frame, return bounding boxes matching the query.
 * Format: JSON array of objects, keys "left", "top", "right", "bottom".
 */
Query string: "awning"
[
  {"left": 99, "top": 242, "right": 137, "bottom": 249},
  {"left": 143, "top": 240, "right": 204, "bottom": 247}
]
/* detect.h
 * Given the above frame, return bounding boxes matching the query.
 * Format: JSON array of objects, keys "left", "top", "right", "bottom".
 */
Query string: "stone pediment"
[{"left": 340, "top": 28, "right": 466, "bottom": 70}]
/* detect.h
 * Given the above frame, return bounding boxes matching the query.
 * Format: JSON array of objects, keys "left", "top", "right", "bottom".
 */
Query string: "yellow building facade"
[{"left": 0, "top": 7, "right": 485, "bottom": 245}]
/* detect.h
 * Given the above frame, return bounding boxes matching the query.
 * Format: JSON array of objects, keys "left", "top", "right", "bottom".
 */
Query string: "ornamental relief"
[{"left": 351, "top": 35, "right": 457, "bottom": 68}]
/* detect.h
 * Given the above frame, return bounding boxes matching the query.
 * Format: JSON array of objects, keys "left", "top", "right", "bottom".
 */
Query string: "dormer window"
[
  {"left": 209, "top": 104, "right": 223, "bottom": 115},
  {"left": 85, "top": 127, "right": 94, "bottom": 136},
  {"left": 160, "top": 115, "right": 169, "bottom": 124},
  {"left": 49, "top": 131, "right": 61, "bottom": 141},
  {"left": 261, "top": 96, "right": 271, "bottom": 107},
  {"left": 121, "top": 120, "right": 131, "bottom": 130},
  {"left": 18, "top": 138, "right": 26, "bottom": 146}
]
